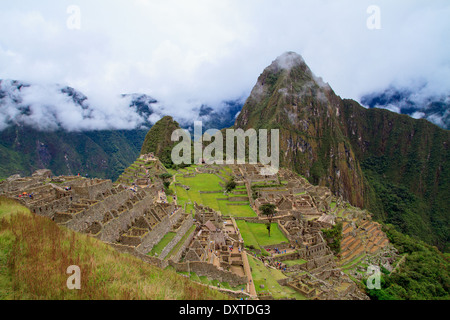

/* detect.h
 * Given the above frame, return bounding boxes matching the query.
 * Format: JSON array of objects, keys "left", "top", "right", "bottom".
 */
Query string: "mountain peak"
[{"left": 272, "top": 51, "right": 306, "bottom": 71}]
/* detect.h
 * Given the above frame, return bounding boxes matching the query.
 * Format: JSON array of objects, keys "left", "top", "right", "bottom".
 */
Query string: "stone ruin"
[
  {"left": 0, "top": 161, "right": 399, "bottom": 300},
  {"left": 0, "top": 168, "right": 193, "bottom": 263},
  {"left": 182, "top": 204, "right": 248, "bottom": 286}
]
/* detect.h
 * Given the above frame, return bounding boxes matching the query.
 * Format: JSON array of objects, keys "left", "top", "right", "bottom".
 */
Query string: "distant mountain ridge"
[
  {"left": 361, "top": 86, "right": 450, "bottom": 130},
  {"left": 0, "top": 79, "right": 243, "bottom": 133}
]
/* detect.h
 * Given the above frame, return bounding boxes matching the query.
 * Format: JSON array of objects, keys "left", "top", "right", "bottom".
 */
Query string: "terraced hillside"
[{"left": 0, "top": 196, "right": 230, "bottom": 300}]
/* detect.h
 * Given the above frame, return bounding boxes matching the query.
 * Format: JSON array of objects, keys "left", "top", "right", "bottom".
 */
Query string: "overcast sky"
[{"left": 0, "top": 0, "right": 449, "bottom": 129}]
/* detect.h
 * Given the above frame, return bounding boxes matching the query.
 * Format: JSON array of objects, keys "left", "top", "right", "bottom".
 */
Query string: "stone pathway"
[{"left": 242, "top": 251, "right": 257, "bottom": 298}]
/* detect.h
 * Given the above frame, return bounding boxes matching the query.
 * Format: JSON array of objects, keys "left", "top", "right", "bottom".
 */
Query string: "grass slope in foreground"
[{"left": 0, "top": 197, "right": 230, "bottom": 300}]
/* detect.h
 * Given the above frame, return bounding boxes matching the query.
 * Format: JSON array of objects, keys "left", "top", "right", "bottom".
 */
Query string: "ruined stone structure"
[
  {"left": 181, "top": 205, "right": 248, "bottom": 287},
  {"left": 0, "top": 160, "right": 398, "bottom": 300}
]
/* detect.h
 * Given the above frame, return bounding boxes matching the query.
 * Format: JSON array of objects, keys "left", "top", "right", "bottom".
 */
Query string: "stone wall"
[
  {"left": 273, "top": 251, "right": 301, "bottom": 262},
  {"left": 170, "top": 226, "right": 197, "bottom": 263},
  {"left": 65, "top": 188, "right": 132, "bottom": 232},
  {"left": 31, "top": 196, "right": 72, "bottom": 218},
  {"left": 158, "top": 215, "right": 194, "bottom": 260},
  {"left": 137, "top": 207, "right": 184, "bottom": 254},
  {"left": 277, "top": 221, "right": 293, "bottom": 242},
  {"left": 298, "top": 240, "right": 329, "bottom": 260},
  {"left": 108, "top": 242, "right": 169, "bottom": 269},
  {"left": 72, "top": 179, "right": 113, "bottom": 200},
  {"left": 98, "top": 194, "right": 154, "bottom": 243},
  {"left": 262, "top": 242, "right": 291, "bottom": 253},
  {"left": 169, "top": 261, "right": 247, "bottom": 288}
]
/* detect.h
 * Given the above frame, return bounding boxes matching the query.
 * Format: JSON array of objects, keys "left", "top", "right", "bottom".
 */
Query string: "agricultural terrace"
[{"left": 169, "top": 166, "right": 257, "bottom": 218}]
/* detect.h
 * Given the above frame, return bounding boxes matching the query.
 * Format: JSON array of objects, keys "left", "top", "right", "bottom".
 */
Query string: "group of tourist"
[
  {"left": 272, "top": 247, "right": 287, "bottom": 255},
  {"left": 273, "top": 261, "right": 287, "bottom": 272},
  {"left": 18, "top": 192, "right": 34, "bottom": 199}
]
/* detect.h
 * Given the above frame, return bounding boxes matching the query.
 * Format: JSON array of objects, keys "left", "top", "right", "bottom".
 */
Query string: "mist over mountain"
[
  {"left": 360, "top": 85, "right": 450, "bottom": 130},
  {"left": 0, "top": 79, "right": 244, "bottom": 133},
  {"left": 0, "top": 78, "right": 243, "bottom": 181}
]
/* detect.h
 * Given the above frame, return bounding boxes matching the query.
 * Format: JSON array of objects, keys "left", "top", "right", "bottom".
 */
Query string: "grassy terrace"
[
  {"left": 170, "top": 169, "right": 257, "bottom": 218},
  {"left": 0, "top": 197, "right": 229, "bottom": 300},
  {"left": 167, "top": 225, "right": 196, "bottom": 260},
  {"left": 149, "top": 232, "right": 177, "bottom": 257},
  {"left": 236, "top": 221, "right": 289, "bottom": 253},
  {"left": 283, "top": 259, "right": 307, "bottom": 267},
  {"left": 247, "top": 255, "right": 306, "bottom": 300}
]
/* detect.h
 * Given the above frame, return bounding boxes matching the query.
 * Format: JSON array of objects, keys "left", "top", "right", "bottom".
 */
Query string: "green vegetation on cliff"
[
  {"left": 0, "top": 125, "right": 147, "bottom": 182},
  {"left": 140, "top": 116, "right": 190, "bottom": 169},
  {"left": 364, "top": 224, "right": 450, "bottom": 300},
  {"left": 341, "top": 99, "right": 450, "bottom": 252}
]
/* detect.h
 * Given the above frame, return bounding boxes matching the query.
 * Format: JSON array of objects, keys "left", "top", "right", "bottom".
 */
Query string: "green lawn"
[
  {"left": 178, "top": 174, "right": 224, "bottom": 192},
  {"left": 236, "top": 221, "right": 289, "bottom": 250},
  {"left": 219, "top": 201, "right": 257, "bottom": 218},
  {"left": 235, "top": 220, "right": 260, "bottom": 249},
  {"left": 283, "top": 259, "right": 307, "bottom": 267},
  {"left": 170, "top": 168, "right": 257, "bottom": 218},
  {"left": 149, "top": 232, "right": 177, "bottom": 257}
]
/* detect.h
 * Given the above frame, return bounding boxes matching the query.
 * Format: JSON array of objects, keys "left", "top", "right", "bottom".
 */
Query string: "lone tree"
[
  {"left": 225, "top": 178, "right": 237, "bottom": 193},
  {"left": 159, "top": 173, "right": 173, "bottom": 190},
  {"left": 260, "top": 203, "right": 277, "bottom": 237}
]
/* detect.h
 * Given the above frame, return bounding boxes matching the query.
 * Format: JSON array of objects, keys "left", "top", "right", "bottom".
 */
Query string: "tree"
[
  {"left": 260, "top": 204, "right": 277, "bottom": 237},
  {"left": 159, "top": 173, "right": 173, "bottom": 193},
  {"left": 260, "top": 203, "right": 276, "bottom": 219},
  {"left": 225, "top": 178, "right": 237, "bottom": 193},
  {"left": 159, "top": 173, "right": 173, "bottom": 181},
  {"left": 266, "top": 222, "right": 272, "bottom": 238}
]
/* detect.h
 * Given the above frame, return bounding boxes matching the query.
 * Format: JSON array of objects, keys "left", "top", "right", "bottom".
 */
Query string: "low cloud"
[{"left": 0, "top": 80, "right": 151, "bottom": 131}]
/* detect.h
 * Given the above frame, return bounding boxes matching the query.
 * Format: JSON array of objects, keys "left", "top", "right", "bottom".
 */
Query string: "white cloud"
[
  {"left": 411, "top": 111, "right": 425, "bottom": 120},
  {"left": 0, "top": 0, "right": 449, "bottom": 130}
]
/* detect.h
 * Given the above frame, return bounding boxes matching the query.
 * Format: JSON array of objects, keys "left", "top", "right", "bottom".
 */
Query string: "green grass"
[
  {"left": 236, "top": 221, "right": 289, "bottom": 251},
  {"left": 247, "top": 255, "right": 306, "bottom": 300},
  {"left": 170, "top": 168, "right": 257, "bottom": 218},
  {"left": 330, "top": 202, "right": 336, "bottom": 211},
  {"left": 178, "top": 174, "right": 224, "bottom": 192},
  {"left": 149, "top": 232, "right": 177, "bottom": 257},
  {"left": 283, "top": 259, "right": 307, "bottom": 267},
  {"left": 218, "top": 201, "right": 257, "bottom": 218},
  {"left": 166, "top": 225, "right": 196, "bottom": 259}
]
